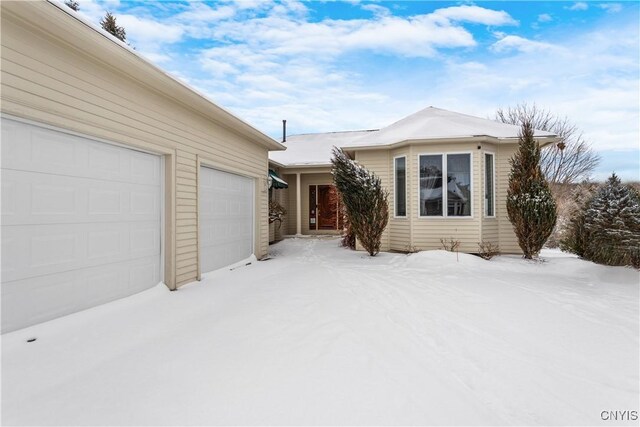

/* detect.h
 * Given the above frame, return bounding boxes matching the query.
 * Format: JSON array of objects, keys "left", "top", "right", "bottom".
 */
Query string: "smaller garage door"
[{"left": 199, "top": 167, "right": 254, "bottom": 273}]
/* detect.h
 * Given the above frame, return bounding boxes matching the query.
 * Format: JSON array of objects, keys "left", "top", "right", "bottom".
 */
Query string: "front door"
[{"left": 317, "top": 185, "right": 338, "bottom": 230}]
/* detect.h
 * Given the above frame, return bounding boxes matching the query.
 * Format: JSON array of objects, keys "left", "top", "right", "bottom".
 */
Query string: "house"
[
  {"left": 269, "top": 107, "right": 557, "bottom": 253},
  {"left": 0, "top": 1, "right": 284, "bottom": 333}
]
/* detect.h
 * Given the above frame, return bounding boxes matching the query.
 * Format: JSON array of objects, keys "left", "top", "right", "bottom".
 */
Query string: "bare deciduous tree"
[{"left": 495, "top": 103, "right": 600, "bottom": 185}]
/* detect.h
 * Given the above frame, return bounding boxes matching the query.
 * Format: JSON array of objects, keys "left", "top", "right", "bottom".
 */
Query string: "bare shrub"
[
  {"left": 477, "top": 242, "right": 500, "bottom": 260},
  {"left": 268, "top": 200, "right": 286, "bottom": 232},
  {"left": 440, "top": 238, "right": 460, "bottom": 252}
]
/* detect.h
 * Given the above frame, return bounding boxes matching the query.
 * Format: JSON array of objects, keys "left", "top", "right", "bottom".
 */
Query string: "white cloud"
[
  {"left": 175, "top": 3, "right": 236, "bottom": 22},
  {"left": 491, "top": 35, "right": 561, "bottom": 54},
  {"left": 360, "top": 4, "right": 390, "bottom": 18},
  {"left": 537, "top": 13, "right": 553, "bottom": 23},
  {"left": 117, "top": 14, "right": 184, "bottom": 44},
  {"left": 139, "top": 51, "right": 172, "bottom": 64},
  {"left": 433, "top": 5, "right": 518, "bottom": 26},
  {"left": 599, "top": 3, "right": 623, "bottom": 13},
  {"left": 567, "top": 2, "right": 589, "bottom": 11},
  {"left": 429, "top": 22, "right": 640, "bottom": 155}
]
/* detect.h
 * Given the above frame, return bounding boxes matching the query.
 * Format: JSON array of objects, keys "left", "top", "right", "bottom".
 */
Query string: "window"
[
  {"left": 419, "top": 155, "right": 443, "bottom": 216},
  {"left": 419, "top": 153, "right": 471, "bottom": 217},
  {"left": 394, "top": 156, "right": 406, "bottom": 217},
  {"left": 447, "top": 154, "right": 471, "bottom": 216},
  {"left": 485, "top": 153, "right": 495, "bottom": 217}
]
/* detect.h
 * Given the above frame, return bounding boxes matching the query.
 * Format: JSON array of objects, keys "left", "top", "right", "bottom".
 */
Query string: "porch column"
[{"left": 296, "top": 172, "right": 302, "bottom": 235}]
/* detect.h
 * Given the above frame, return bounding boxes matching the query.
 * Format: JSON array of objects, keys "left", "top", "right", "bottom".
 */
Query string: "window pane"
[
  {"left": 395, "top": 157, "right": 406, "bottom": 216},
  {"left": 447, "top": 154, "right": 471, "bottom": 216},
  {"left": 485, "top": 153, "right": 494, "bottom": 216},
  {"left": 419, "top": 155, "right": 443, "bottom": 216}
]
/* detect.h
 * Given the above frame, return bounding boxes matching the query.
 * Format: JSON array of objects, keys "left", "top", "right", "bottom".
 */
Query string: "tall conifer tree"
[
  {"left": 507, "top": 121, "right": 557, "bottom": 258},
  {"left": 331, "top": 147, "right": 388, "bottom": 256}
]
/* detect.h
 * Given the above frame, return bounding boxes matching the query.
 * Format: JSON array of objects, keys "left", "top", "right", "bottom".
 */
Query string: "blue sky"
[{"left": 74, "top": 0, "right": 639, "bottom": 181}]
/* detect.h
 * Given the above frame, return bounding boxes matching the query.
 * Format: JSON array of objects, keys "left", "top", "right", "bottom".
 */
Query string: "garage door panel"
[
  {"left": 1, "top": 118, "right": 162, "bottom": 333},
  {"left": 1, "top": 169, "right": 160, "bottom": 225},
  {"left": 1, "top": 255, "right": 160, "bottom": 332},
  {"left": 2, "top": 120, "right": 160, "bottom": 186},
  {"left": 199, "top": 167, "right": 254, "bottom": 273},
  {"left": 2, "top": 222, "right": 161, "bottom": 283}
]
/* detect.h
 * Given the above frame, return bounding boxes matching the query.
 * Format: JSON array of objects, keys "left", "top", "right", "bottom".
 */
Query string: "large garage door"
[
  {"left": 1, "top": 118, "right": 162, "bottom": 333},
  {"left": 199, "top": 166, "right": 254, "bottom": 273}
]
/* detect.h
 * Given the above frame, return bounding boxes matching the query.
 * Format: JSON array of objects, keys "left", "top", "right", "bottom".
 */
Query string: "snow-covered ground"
[{"left": 2, "top": 238, "right": 638, "bottom": 426}]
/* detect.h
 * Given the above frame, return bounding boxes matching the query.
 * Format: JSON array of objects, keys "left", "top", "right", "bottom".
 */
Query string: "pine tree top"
[
  {"left": 100, "top": 11, "right": 127, "bottom": 42},
  {"left": 64, "top": 0, "right": 79, "bottom": 11}
]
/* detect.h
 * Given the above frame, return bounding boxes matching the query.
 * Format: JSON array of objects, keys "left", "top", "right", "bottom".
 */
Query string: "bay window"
[{"left": 419, "top": 153, "right": 471, "bottom": 217}]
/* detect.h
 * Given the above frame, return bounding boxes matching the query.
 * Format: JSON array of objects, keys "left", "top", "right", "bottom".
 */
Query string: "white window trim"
[
  {"left": 417, "top": 151, "right": 474, "bottom": 219},
  {"left": 484, "top": 151, "right": 496, "bottom": 218},
  {"left": 393, "top": 155, "right": 408, "bottom": 218}
]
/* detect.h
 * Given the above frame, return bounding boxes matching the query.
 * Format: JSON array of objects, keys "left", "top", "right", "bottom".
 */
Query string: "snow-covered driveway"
[{"left": 2, "top": 238, "right": 638, "bottom": 426}]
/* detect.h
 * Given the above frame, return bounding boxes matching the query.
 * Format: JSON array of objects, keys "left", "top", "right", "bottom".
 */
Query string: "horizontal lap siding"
[
  {"left": 389, "top": 148, "right": 411, "bottom": 251},
  {"left": 283, "top": 174, "right": 297, "bottom": 235},
  {"left": 497, "top": 144, "right": 521, "bottom": 254},
  {"left": 175, "top": 151, "right": 198, "bottom": 284},
  {"left": 273, "top": 175, "right": 288, "bottom": 241},
  {"left": 354, "top": 150, "right": 391, "bottom": 250},
  {"left": 1, "top": 13, "right": 270, "bottom": 287},
  {"left": 481, "top": 145, "right": 499, "bottom": 246}
]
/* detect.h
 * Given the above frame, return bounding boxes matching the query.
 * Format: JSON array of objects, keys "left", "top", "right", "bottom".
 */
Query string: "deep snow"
[{"left": 2, "top": 238, "right": 638, "bottom": 426}]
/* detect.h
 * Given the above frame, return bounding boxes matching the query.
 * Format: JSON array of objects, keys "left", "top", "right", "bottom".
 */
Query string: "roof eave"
[
  {"left": 343, "top": 134, "right": 559, "bottom": 151},
  {"left": 274, "top": 163, "right": 333, "bottom": 169},
  {"left": 31, "top": 0, "right": 284, "bottom": 152}
]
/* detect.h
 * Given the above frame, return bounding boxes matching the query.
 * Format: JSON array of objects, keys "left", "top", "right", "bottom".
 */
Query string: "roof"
[
  {"left": 269, "top": 130, "right": 377, "bottom": 167},
  {"left": 36, "top": 0, "right": 284, "bottom": 152},
  {"left": 269, "top": 107, "right": 557, "bottom": 166},
  {"left": 343, "top": 106, "right": 557, "bottom": 148}
]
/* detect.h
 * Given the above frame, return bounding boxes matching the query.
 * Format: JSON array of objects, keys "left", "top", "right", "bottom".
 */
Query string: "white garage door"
[
  {"left": 199, "top": 166, "right": 254, "bottom": 273},
  {"left": 1, "top": 118, "right": 162, "bottom": 333}
]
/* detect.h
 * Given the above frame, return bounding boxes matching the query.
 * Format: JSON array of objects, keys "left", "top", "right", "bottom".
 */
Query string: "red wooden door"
[{"left": 317, "top": 185, "right": 338, "bottom": 230}]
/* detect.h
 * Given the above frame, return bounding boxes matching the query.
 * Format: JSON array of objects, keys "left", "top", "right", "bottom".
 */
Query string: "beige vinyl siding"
[
  {"left": 497, "top": 144, "right": 521, "bottom": 254},
  {"left": 389, "top": 148, "right": 411, "bottom": 251},
  {"left": 274, "top": 180, "right": 288, "bottom": 241},
  {"left": 283, "top": 174, "right": 297, "bottom": 235},
  {"left": 481, "top": 145, "right": 499, "bottom": 246},
  {"left": 1, "top": 4, "right": 272, "bottom": 288},
  {"left": 268, "top": 166, "right": 289, "bottom": 243},
  {"left": 354, "top": 150, "right": 391, "bottom": 250},
  {"left": 269, "top": 218, "right": 275, "bottom": 242}
]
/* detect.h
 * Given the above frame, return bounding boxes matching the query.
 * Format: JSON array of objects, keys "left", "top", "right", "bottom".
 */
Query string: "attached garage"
[
  {"left": 199, "top": 167, "right": 254, "bottom": 274},
  {"left": 0, "top": 1, "right": 284, "bottom": 333},
  {"left": 1, "top": 118, "right": 163, "bottom": 332}
]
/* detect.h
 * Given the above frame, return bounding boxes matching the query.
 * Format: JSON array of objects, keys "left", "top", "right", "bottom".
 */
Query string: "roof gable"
[
  {"left": 269, "top": 107, "right": 557, "bottom": 167},
  {"left": 344, "top": 106, "right": 556, "bottom": 148}
]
